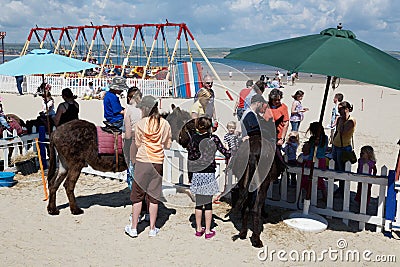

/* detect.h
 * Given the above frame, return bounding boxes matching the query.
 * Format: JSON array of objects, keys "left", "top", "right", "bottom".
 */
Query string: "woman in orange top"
[{"left": 125, "top": 95, "right": 172, "bottom": 238}]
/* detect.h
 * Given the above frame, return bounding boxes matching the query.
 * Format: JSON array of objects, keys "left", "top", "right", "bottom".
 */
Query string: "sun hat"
[
  {"left": 137, "top": 95, "right": 158, "bottom": 108},
  {"left": 251, "top": 94, "right": 267, "bottom": 104},
  {"left": 109, "top": 77, "right": 129, "bottom": 91}
]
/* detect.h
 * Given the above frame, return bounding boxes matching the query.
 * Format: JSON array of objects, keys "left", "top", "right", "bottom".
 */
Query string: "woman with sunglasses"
[{"left": 332, "top": 101, "right": 356, "bottom": 197}]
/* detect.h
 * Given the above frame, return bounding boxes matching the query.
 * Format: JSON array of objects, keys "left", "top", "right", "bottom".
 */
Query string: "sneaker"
[
  {"left": 148, "top": 227, "right": 160, "bottom": 237},
  {"left": 124, "top": 225, "right": 138, "bottom": 238},
  {"left": 205, "top": 230, "right": 216, "bottom": 240}
]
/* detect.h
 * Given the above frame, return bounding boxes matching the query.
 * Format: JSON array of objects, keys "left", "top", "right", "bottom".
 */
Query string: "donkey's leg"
[
  {"left": 250, "top": 179, "right": 271, "bottom": 248},
  {"left": 239, "top": 195, "right": 251, "bottom": 239},
  {"left": 63, "top": 165, "right": 85, "bottom": 215},
  {"left": 47, "top": 162, "right": 68, "bottom": 215}
]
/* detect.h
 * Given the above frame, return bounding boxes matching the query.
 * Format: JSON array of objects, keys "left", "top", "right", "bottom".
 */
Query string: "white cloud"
[{"left": 0, "top": 0, "right": 399, "bottom": 50}]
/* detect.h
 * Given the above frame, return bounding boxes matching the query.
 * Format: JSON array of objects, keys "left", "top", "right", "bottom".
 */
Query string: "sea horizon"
[{"left": 1, "top": 43, "right": 399, "bottom": 81}]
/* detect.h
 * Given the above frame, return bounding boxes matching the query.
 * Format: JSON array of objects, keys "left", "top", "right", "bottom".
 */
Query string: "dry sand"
[{"left": 0, "top": 79, "right": 399, "bottom": 266}]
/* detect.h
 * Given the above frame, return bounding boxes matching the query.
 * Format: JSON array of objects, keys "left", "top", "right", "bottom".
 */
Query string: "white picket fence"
[
  {"left": 0, "top": 127, "right": 44, "bottom": 168},
  {"left": 0, "top": 75, "right": 172, "bottom": 98},
  {"left": 163, "top": 149, "right": 389, "bottom": 232},
  {"left": 269, "top": 160, "right": 388, "bottom": 232},
  {"left": 2, "top": 132, "right": 391, "bottom": 233}
]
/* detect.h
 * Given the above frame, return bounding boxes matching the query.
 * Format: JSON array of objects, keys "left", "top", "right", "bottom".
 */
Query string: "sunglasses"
[{"left": 205, "top": 82, "right": 213, "bottom": 85}]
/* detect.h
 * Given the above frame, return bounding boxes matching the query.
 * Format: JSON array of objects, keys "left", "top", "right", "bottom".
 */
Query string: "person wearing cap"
[
  {"left": 103, "top": 77, "right": 128, "bottom": 130},
  {"left": 240, "top": 94, "right": 267, "bottom": 139},
  {"left": 263, "top": 88, "right": 289, "bottom": 147},
  {"left": 54, "top": 88, "right": 79, "bottom": 127},
  {"left": 243, "top": 80, "right": 265, "bottom": 111},
  {"left": 125, "top": 95, "right": 172, "bottom": 238},
  {"left": 233, "top": 80, "right": 253, "bottom": 120}
]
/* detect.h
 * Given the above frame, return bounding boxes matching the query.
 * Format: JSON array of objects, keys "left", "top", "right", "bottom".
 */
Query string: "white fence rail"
[
  {"left": 268, "top": 160, "right": 388, "bottom": 232},
  {"left": 2, "top": 133, "right": 392, "bottom": 233},
  {"left": 0, "top": 75, "right": 172, "bottom": 98},
  {"left": 0, "top": 126, "right": 43, "bottom": 168},
  {"left": 164, "top": 150, "right": 389, "bottom": 232}
]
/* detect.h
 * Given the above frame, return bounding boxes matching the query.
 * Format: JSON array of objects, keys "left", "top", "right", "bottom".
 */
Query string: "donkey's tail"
[{"left": 47, "top": 134, "right": 57, "bottom": 183}]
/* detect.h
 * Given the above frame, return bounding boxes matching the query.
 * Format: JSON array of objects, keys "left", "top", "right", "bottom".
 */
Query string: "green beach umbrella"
[
  {"left": 226, "top": 27, "right": 400, "bottom": 226},
  {"left": 226, "top": 27, "right": 400, "bottom": 122}
]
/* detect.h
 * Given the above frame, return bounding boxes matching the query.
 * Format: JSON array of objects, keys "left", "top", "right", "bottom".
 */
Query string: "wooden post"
[
  {"left": 38, "top": 126, "right": 47, "bottom": 169},
  {"left": 35, "top": 138, "right": 48, "bottom": 201}
]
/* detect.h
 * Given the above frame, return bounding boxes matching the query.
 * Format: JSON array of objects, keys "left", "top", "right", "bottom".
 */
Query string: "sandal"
[
  {"left": 205, "top": 230, "right": 216, "bottom": 239},
  {"left": 195, "top": 227, "right": 205, "bottom": 237}
]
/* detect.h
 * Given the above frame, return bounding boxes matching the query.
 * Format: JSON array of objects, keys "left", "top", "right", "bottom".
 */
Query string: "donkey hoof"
[
  {"left": 71, "top": 207, "right": 84, "bottom": 215},
  {"left": 250, "top": 235, "right": 263, "bottom": 248},
  {"left": 47, "top": 207, "right": 60, "bottom": 216},
  {"left": 239, "top": 230, "right": 247, "bottom": 240}
]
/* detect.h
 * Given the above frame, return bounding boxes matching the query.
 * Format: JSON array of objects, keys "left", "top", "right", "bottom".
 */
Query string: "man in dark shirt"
[{"left": 241, "top": 94, "right": 267, "bottom": 139}]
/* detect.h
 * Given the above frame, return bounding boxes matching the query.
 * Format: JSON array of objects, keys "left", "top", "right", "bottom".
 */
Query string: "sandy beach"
[{"left": 0, "top": 78, "right": 399, "bottom": 266}]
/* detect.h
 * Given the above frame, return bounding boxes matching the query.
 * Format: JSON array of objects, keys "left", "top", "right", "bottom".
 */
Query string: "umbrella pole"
[
  {"left": 284, "top": 75, "right": 329, "bottom": 231},
  {"left": 304, "top": 75, "right": 332, "bottom": 208},
  {"left": 41, "top": 75, "right": 52, "bottom": 135},
  {"left": 319, "top": 76, "right": 331, "bottom": 123}
]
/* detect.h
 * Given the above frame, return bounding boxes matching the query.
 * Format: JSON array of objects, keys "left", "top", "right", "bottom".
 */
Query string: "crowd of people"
[
  {"left": 2, "top": 72, "right": 376, "bottom": 240},
  {"left": 234, "top": 76, "right": 376, "bottom": 208}
]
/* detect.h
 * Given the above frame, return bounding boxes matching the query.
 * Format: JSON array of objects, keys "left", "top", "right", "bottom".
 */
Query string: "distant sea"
[{"left": 1, "top": 43, "right": 399, "bottom": 80}]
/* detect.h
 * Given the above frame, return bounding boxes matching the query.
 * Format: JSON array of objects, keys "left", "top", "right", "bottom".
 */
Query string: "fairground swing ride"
[{"left": 20, "top": 22, "right": 229, "bottom": 98}]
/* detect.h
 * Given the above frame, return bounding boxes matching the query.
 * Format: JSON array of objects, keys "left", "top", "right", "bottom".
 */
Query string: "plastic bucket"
[{"left": 0, "top": 172, "right": 16, "bottom": 187}]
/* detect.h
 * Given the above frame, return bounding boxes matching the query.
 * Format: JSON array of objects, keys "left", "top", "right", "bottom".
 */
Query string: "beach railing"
[
  {"left": 0, "top": 75, "right": 172, "bottom": 98},
  {"left": 0, "top": 126, "right": 42, "bottom": 168},
  {"left": 164, "top": 149, "right": 389, "bottom": 232},
  {"left": 0, "top": 75, "right": 19, "bottom": 93},
  {"left": 163, "top": 148, "right": 227, "bottom": 186},
  {"left": 269, "top": 160, "right": 388, "bottom": 232}
]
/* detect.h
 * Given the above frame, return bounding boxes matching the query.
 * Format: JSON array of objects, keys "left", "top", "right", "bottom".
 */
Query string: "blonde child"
[
  {"left": 354, "top": 145, "right": 377, "bottom": 205},
  {"left": 283, "top": 131, "right": 299, "bottom": 186},
  {"left": 223, "top": 121, "right": 239, "bottom": 163},
  {"left": 215, "top": 121, "right": 240, "bottom": 202}
]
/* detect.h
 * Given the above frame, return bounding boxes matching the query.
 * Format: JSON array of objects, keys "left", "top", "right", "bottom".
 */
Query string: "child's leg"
[
  {"left": 355, "top": 182, "right": 362, "bottom": 202},
  {"left": 195, "top": 208, "right": 203, "bottom": 232},
  {"left": 367, "top": 184, "right": 372, "bottom": 206},
  {"left": 205, "top": 209, "right": 213, "bottom": 234},
  {"left": 204, "top": 196, "right": 213, "bottom": 233},
  {"left": 195, "top": 194, "right": 204, "bottom": 232},
  {"left": 288, "top": 160, "right": 297, "bottom": 186}
]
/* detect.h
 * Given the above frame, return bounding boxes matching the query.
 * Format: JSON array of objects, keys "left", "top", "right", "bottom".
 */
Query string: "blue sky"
[{"left": 0, "top": 0, "right": 399, "bottom": 50}]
